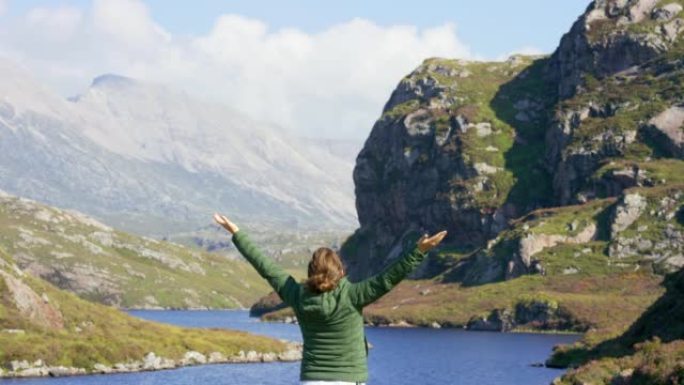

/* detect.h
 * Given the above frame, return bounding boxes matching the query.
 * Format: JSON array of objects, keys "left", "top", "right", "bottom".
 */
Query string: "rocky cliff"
[{"left": 343, "top": 0, "right": 684, "bottom": 283}]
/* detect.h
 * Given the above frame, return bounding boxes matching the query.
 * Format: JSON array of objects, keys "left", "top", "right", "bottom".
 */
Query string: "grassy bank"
[
  {"left": 0, "top": 248, "right": 293, "bottom": 376},
  {"left": 261, "top": 273, "right": 663, "bottom": 332}
]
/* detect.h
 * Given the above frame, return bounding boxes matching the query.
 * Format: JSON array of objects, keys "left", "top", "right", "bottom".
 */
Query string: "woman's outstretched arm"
[
  {"left": 214, "top": 213, "right": 299, "bottom": 306},
  {"left": 348, "top": 230, "right": 447, "bottom": 309}
]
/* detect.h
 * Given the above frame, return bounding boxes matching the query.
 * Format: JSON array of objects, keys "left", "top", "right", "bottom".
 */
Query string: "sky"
[{"left": 0, "top": 0, "right": 590, "bottom": 139}]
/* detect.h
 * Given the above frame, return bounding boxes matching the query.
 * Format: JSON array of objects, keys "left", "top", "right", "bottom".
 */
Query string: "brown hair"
[{"left": 306, "top": 247, "right": 344, "bottom": 293}]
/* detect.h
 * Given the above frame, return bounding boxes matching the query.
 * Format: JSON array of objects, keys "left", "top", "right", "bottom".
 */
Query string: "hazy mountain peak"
[{"left": 0, "top": 61, "right": 358, "bottom": 234}]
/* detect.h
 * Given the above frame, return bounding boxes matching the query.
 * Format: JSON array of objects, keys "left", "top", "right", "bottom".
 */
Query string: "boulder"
[
  {"left": 611, "top": 193, "right": 647, "bottom": 237},
  {"left": 208, "top": 352, "right": 226, "bottom": 363},
  {"left": 652, "top": 3, "right": 683, "bottom": 21},
  {"left": 0, "top": 270, "right": 63, "bottom": 329},
  {"left": 467, "top": 309, "right": 513, "bottom": 332},
  {"left": 142, "top": 352, "right": 159, "bottom": 370},
  {"left": 277, "top": 343, "right": 303, "bottom": 361},
  {"left": 92, "top": 363, "right": 112, "bottom": 374},
  {"left": 507, "top": 223, "right": 597, "bottom": 279},
  {"left": 46, "top": 366, "right": 85, "bottom": 377},
  {"left": 180, "top": 351, "right": 206, "bottom": 365},
  {"left": 644, "top": 105, "right": 684, "bottom": 158}
]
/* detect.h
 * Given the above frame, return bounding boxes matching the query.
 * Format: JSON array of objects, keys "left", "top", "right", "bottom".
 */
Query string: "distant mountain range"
[{"left": 0, "top": 61, "right": 360, "bottom": 236}]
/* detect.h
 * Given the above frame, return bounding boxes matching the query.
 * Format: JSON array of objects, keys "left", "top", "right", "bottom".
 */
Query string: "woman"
[{"left": 214, "top": 213, "right": 447, "bottom": 385}]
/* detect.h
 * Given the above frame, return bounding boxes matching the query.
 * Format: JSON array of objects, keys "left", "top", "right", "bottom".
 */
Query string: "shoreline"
[
  {"left": 123, "top": 307, "right": 585, "bottom": 335},
  {"left": 0, "top": 342, "right": 302, "bottom": 379},
  {"left": 1, "top": 311, "right": 580, "bottom": 379},
  {"left": 261, "top": 314, "right": 585, "bottom": 335},
  {"left": 121, "top": 307, "right": 252, "bottom": 311}
]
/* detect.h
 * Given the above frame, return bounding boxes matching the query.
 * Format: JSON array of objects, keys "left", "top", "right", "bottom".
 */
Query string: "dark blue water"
[{"left": 1, "top": 310, "right": 578, "bottom": 385}]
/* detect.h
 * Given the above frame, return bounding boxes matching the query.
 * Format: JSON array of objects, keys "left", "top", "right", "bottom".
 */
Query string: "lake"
[{"left": 1, "top": 310, "right": 578, "bottom": 385}]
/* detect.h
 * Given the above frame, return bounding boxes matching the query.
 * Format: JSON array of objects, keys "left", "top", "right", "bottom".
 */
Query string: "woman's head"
[{"left": 307, "top": 247, "right": 345, "bottom": 293}]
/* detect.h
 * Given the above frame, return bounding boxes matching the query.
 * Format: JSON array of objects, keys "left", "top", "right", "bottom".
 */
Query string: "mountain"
[
  {"left": 254, "top": 0, "right": 684, "bottom": 336},
  {"left": 0, "top": 247, "right": 298, "bottom": 378},
  {"left": 0, "top": 61, "right": 359, "bottom": 237},
  {"left": 0, "top": 189, "right": 274, "bottom": 309},
  {"left": 342, "top": 0, "right": 684, "bottom": 282}
]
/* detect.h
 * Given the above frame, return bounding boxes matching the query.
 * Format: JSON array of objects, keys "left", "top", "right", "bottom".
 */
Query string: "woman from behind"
[{"left": 213, "top": 213, "right": 447, "bottom": 385}]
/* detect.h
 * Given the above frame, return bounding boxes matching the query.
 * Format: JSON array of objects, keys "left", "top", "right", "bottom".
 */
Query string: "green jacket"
[{"left": 232, "top": 231, "right": 427, "bottom": 383}]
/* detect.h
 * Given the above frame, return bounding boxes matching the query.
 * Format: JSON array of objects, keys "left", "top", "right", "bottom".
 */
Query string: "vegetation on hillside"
[
  {"left": 0, "top": 248, "right": 290, "bottom": 376},
  {"left": 0, "top": 192, "right": 272, "bottom": 309},
  {"left": 548, "top": 267, "right": 684, "bottom": 385}
]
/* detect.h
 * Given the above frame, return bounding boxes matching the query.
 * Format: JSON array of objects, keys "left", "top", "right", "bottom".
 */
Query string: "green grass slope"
[
  {"left": 549, "top": 266, "right": 684, "bottom": 385},
  {"left": 0, "top": 191, "right": 270, "bottom": 309},
  {"left": 0, "top": 248, "right": 292, "bottom": 377}
]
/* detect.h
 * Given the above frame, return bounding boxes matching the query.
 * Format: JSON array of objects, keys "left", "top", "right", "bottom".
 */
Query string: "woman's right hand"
[
  {"left": 417, "top": 230, "right": 447, "bottom": 253},
  {"left": 213, "top": 213, "right": 240, "bottom": 235}
]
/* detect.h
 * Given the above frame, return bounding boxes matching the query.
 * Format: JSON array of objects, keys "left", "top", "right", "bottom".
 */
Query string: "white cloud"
[
  {"left": 0, "top": 0, "right": 473, "bottom": 139},
  {"left": 92, "top": 0, "right": 170, "bottom": 49},
  {"left": 26, "top": 6, "right": 83, "bottom": 41}
]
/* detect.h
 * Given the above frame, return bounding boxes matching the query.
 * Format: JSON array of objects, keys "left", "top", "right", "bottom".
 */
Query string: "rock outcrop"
[
  {"left": 343, "top": 56, "right": 556, "bottom": 279},
  {"left": 608, "top": 186, "right": 684, "bottom": 273},
  {"left": 610, "top": 192, "right": 648, "bottom": 237},
  {"left": 466, "top": 297, "right": 577, "bottom": 332},
  {"left": 544, "top": 0, "right": 684, "bottom": 205},
  {"left": 509, "top": 222, "right": 597, "bottom": 279},
  {"left": 644, "top": 104, "right": 684, "bottom": 158},
  {"left": 547, "top": 0, "right": 681, "bottom": 99},
  {"left": 0, "top": 270, "right": 63, "bottom": 330}
]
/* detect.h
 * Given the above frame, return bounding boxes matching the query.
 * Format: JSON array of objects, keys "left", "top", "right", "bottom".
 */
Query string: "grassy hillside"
[
  {"left": 0, "top": 248, "right": 295, "bottom": 377},
  {"left": 0, "top": 191, "right": 271, "bottom": 309},
  {"left": 549, "top": 266, "right": 684, "bottom": 385}
]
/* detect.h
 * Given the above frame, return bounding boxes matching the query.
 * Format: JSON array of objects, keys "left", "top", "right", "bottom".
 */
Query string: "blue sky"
[
  {"left": 6, "top": 0, "right": 589, "bottom": 58},
  {"left": 0, "top": 0, "right": 591, "bottom": 138}
]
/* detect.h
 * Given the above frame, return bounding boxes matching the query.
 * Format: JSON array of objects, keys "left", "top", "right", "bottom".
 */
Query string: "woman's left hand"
[
  {"left": 213, "top": 213, "right": 240, "bottom": 234},
  {"left": 416, "top": 230, "right": 447, "bottom": 253}
]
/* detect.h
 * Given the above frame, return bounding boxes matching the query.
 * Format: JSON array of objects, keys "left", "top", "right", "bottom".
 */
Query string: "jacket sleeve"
[
  {"left": 232, "top": 231, "right": 299, "bottom": 306},
  {"left": 347, "top": 245, "right": 427, "bottom": 308}
]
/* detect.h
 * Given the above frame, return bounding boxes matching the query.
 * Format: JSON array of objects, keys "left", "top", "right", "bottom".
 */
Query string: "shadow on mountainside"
[
  {"left": 550, "top": 266, "right": 684, "bottom": 367},
  {"left": 438, "top": 59, "right": 560, "bottom": 286},
  {"left": 490, "top": 58, "right": 558, "bottom": 215}
]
